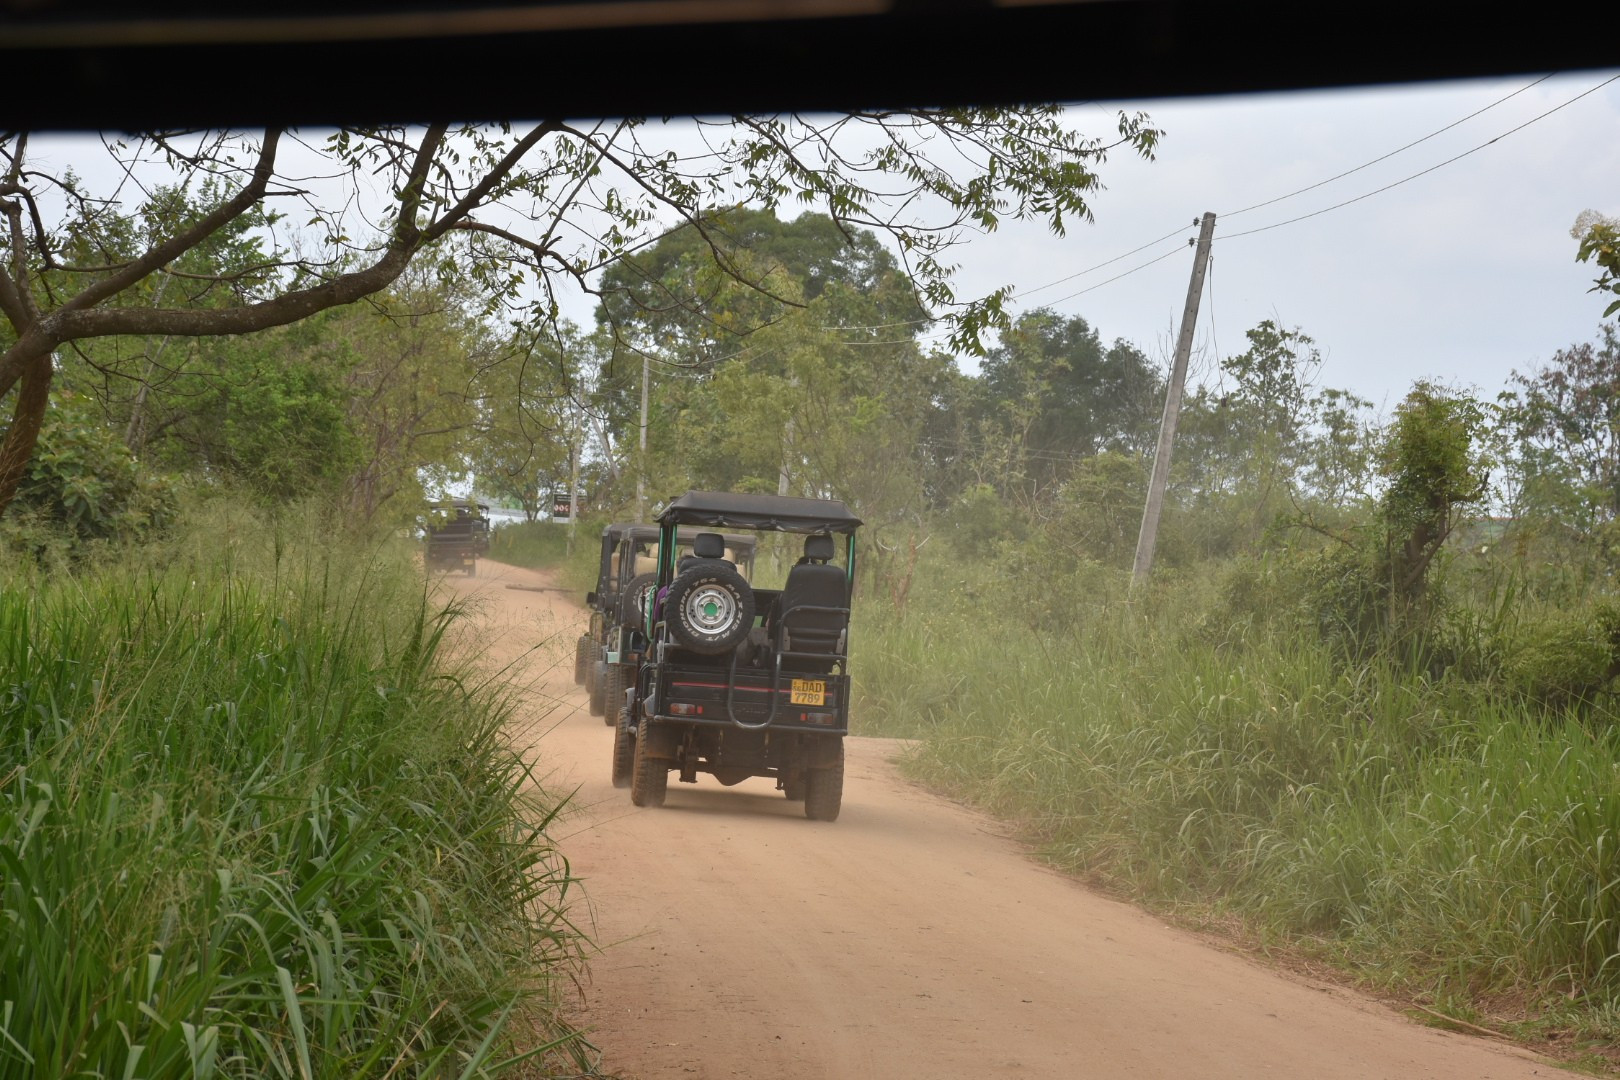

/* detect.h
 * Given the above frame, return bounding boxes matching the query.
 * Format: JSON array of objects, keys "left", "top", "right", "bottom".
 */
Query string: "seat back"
[
  {"left": 773, "top": 560, "right": 849, "bottom": 673},
  {"left": 677, "top": 531, "right": 734, "bottom": 575}
]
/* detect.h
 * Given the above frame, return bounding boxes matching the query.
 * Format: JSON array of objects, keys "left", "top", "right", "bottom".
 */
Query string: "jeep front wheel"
[
  {"left": 600, "top": 663, "right": 625, "bottom": 727},
  {"left": 589, "top": 659, "right": 608, "bottom": 716}
]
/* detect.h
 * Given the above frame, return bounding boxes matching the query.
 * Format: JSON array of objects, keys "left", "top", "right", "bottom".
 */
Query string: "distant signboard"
[{"left": 551, "top": 490, "right": 573, "bottom": 520}]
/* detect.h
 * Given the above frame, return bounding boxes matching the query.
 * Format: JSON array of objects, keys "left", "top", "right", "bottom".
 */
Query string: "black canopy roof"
[{"left": 657, "top": 491, "right": 862, "bottom": 534}]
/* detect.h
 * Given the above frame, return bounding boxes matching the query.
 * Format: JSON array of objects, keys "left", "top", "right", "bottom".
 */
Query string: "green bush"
[
  {"left": 1, "top": 391, "right": 175, "bottom": 557},
  {"left": 1502, "top": 610, "right": 1620, "bottom": 712}
]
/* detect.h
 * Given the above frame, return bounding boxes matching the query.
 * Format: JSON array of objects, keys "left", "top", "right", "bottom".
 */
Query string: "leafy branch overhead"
[
  {"left": 1573, "top": 209, "right": 1620, "bottom": 319},
  {"left": 0, "top": 110, "right": 1160, "bottom": 516}
]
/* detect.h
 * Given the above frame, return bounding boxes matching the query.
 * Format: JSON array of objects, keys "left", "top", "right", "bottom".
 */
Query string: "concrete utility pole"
[
  {"left": 636, "top": 353, "right": 650, "bottom": 522},
  {"left": 566, "top": 436, "right": 580, "bottom": 554},
  {"left": 1131, "top": 211, "right": 1216, "bottom": 588}
]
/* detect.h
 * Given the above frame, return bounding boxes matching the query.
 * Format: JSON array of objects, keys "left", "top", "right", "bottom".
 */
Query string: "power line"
[
  {"left": 1220, "top": 72, "right": 1557, "bottom": 220},
  {"left": 1041, "top": 244, "right": 1189, "bottom": 308},
  {"left": 990, "top": 72, "right": 1573, "bottom": 316},
  {"left": 1016, "top": 223, "right": 1193, "bottom": 299},
  {"left": 1221, "top": 72, "right": 1619, "bottom": 242},
  {"left": 813, "top": 315, "right": 934, "bottom": 332}
]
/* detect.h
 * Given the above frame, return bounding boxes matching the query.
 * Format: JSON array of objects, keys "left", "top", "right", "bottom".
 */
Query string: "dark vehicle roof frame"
[{"left": 657, "top": 491, "right": 862, "bottom": 535}]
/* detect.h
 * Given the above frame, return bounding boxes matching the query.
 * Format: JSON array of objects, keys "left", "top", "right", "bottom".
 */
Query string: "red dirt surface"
[{"left": 447, "top": 559, "right": 1559, "bottom": 1080}]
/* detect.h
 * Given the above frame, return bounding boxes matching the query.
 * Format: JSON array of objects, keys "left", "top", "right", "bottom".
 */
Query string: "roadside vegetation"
[
  {"left": 840, "top": 325, "right": 1620, "bottom": 1054},
  {"left": 0, "top": 500, "right": 593, "bottom": 1078}
]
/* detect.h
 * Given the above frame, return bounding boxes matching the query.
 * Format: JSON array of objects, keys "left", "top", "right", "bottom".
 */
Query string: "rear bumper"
[{"left": 651, "top": 663, "right": 849, "bottom": 735}]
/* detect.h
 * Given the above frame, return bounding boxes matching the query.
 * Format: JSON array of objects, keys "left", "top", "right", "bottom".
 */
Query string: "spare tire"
[
  {"left": 619, "top": 572, "right": 658, "bottom": 633},
  {"left": 665, "top": 563, "right": 754, "bottom": 654}
]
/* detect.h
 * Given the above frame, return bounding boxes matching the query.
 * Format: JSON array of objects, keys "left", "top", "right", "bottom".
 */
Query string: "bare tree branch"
[{"left": 60, "top": 129, "right": 285, "bottom": 316}]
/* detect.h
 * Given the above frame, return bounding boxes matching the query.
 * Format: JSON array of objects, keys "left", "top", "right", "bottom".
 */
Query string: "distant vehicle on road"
[{"left": 423, "top": 500, "right": 491, "bottom": 576}]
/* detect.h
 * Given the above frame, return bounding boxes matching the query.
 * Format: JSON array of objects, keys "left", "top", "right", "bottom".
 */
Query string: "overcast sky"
[
  {"left": 937, "top": 70, "right": 1620, "bottom": 412},
  {"left": 31, "top": 70, "right": 1619, "bottom": 418}
]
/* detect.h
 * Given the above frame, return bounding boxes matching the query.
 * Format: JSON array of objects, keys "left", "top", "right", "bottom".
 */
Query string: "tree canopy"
[{"left": 0, "top": 110, "right": 1160, "bottom": 516}]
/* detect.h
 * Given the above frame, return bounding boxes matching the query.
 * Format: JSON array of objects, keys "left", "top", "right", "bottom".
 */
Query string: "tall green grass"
[
  {"left": 855, "top": 576, "right": 1620, "bottom": 1034},
  {"left": 0, "top": 505, "right": 592, "bottom": 1077}
]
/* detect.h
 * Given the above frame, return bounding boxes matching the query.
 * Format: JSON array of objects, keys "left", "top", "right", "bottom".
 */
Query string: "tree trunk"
[{"left": 0, "top": 351, "right": 53, "bottom": 516}]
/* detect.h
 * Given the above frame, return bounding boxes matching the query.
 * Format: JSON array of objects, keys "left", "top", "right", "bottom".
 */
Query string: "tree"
[
  {"left": 1217, "top": 320, "right": 1322, "bottom": 496},
  {"left": 1502, "top": 324, "right": 1620, "bottom": 534},
  {"left": 1574, "top": 209, "right": 1620, "bottom": 319},
  {"left": 467, "top": 323, "right": 596, "bottom": 522},
  {"left": 974, "top": 308, "right": 1162, "bottom": 497},
  {"left": 1378, "top": 381, "right": 1491, "bottom": 613},
  {"left": 0, "top": 111, "right": 1160, "bottom": 517}
]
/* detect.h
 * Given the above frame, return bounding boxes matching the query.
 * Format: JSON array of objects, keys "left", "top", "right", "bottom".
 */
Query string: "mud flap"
[
  {"left": 802, "top": 734, "right": 842, "bottom": 770},
  {"left": 642, "top": 722, "right": 681, "bottom": 761}
]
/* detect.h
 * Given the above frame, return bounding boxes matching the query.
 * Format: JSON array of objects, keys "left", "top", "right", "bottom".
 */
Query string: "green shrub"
[
  {"left": 1, "top": 391, "right": 175, "bottom": 557},
  {"left": 1502, "top": 611, "right": 1620, "bottom": 712}
]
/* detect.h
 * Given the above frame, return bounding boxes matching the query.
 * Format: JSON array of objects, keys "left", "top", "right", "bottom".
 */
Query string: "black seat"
[
  {"left": 676, "top": 531, "right": 732, "bottom": 575},
  {"left": 771, "top": 534, "right": 848, "bottom": 673}
]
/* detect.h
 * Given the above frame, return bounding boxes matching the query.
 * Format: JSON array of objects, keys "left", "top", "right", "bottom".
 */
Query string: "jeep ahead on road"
[
  {"left": 613, "top": 491, "right": 860, "bottom": 822},
  {"left": 423, "top": 500, "right": 491, "bottom": 576},
  {"left": 575, "top": 523, "right": 756, "bottom": 722}
]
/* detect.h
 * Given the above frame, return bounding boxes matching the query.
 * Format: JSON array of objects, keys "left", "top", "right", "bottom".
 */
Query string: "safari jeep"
[
  {"left": 423, "top": 500, "right": 491, "bottom": 576},
  {"left": 574, "top": 522, "right": 635, "bottom": 711},
  {"left": 613, "top": 491, "right": 859, "bottom": 822},
  {"left": 576, "top": 523, "right": 755, "bottom": 721}
]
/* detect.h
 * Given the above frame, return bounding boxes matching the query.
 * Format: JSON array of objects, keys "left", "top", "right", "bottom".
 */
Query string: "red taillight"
[
  {"left": 669, "top": 702, "right": 703, "bottom": 716},
  {"left": 800, "top": 711, "right": 835, "bottom": 725}
]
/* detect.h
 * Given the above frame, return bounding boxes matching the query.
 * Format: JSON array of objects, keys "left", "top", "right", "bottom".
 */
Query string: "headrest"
[
  {"left": 633, "top": 554, "right": 656, "bottom": 575},
  {"left": 692, "top": 532, "right": 725, "bottom": 559},
  {"left": 804, "top": 534, "right": 835, "bottom": 562}
]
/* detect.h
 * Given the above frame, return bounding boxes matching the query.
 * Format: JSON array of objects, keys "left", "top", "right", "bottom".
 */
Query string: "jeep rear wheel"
[
  {"left": 804, "top": 747, "right": 844, "bottom": 822},
  {"left": 782, "top": 772, "right": 806, "bottom": 801},
  {"left": 572, "top": 634, "right": 590, "bottom": 684},
  {"left": 630, "top": 722, "right": 668, "bottom": 807},
  {"left": 665, "top": 565, "right": 754, "bottom": 654},
  {"left": 601, "top": 663, "right": 625, "bottom": 727},
  {"left": 589, "top": 659, "right": 608, "bottom": 716},
  {"left": 611, "top": 706, "right": 635, "bottom": 789}
]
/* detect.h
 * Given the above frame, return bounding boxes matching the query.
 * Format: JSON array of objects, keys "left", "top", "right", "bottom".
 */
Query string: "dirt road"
[{"left": 449, "top": 560, "right": 1558, "bottom": 1080}]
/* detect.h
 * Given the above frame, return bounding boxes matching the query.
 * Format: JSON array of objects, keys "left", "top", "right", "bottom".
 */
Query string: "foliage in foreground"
[{"left": 0, "top": 507, "right": 592, "bottom": 1078}]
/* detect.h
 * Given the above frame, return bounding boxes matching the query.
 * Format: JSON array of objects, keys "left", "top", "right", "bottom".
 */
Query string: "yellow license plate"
[{"left": 789, "top": 679, "right": 826, "bottom": 706}]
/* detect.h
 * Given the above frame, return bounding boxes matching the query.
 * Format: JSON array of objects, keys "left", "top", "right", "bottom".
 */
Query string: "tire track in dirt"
[{"left": 447, "top": 559, "right": 1557, "bottom": 1080}]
